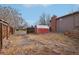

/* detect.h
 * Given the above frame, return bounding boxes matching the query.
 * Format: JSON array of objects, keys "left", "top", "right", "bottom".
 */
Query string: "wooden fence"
[{"left": 0, "top": 19, "right": 14, "bottom": 49}]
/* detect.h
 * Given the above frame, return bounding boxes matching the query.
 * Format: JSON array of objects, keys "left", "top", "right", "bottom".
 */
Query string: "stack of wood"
[{"left": 64, "top": 29, "right": 79, "bottom": 39}]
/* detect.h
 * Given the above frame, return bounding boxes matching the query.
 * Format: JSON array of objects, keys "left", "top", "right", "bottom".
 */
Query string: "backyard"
[{"left": 0, "top": 31, "right": 79, "bottom": 55}]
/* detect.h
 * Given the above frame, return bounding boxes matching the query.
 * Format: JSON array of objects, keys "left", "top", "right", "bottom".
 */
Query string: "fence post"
[{"left": 0, "top": 23, "right": 2, "bottom": 49}]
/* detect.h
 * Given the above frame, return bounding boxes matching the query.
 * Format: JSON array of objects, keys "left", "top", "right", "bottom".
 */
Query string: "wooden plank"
[{"left": 0, "top": 23, "right": 2, "bottom": 49}]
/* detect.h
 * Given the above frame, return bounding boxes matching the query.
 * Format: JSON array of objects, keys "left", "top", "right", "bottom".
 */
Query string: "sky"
[{"left": 1, "top": 4, "right": 79, "bottom": 25}]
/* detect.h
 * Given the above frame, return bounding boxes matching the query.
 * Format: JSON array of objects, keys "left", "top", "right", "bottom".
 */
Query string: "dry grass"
[{"left": 1, "top": 33, "right": 79, "bottom": 55}]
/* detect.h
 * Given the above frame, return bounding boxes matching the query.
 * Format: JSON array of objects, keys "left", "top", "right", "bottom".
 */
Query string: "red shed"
[{"left": 35, "top": 25, "right": 49, "bottom": 34}]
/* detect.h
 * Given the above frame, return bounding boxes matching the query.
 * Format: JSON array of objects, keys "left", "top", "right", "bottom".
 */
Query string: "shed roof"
[{"left": 57, "top": 11, "right": 79, "bottom": 20}]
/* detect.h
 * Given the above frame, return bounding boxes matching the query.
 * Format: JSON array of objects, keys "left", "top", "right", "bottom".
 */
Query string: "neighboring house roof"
[{"left": 57, "top": 11, "right": 79, "bottom": 20}]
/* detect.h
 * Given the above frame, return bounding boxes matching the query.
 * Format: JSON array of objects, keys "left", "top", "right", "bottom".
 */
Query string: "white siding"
[{"left": 36, "top": 25, "right": 49, "bottom": 29}]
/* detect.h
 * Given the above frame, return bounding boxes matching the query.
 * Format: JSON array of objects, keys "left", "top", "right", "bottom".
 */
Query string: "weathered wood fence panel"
[{"left": 0, "top": 19, "right": 14, "bottom": 49}]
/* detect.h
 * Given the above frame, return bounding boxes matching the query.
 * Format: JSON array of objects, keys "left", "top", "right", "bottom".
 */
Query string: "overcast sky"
[{"left": 1, "top": 4, "right": 79, "bottom": 25}]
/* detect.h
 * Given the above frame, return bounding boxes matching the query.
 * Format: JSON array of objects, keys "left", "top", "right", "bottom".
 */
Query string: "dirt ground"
[{"left": 0, "top": 31, "right": 79, "bottom": 55}]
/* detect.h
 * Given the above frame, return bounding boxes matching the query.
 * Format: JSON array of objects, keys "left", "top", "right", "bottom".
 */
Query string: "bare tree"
[
  {"left": 38, "top": 13, "right": 51, "bottom": 26},
  {"left": 46, "top": 14, "right": 51, "bottom": 26},
  {"left": 0, "top": 6, "right": 27, "bottom": 29},
  {"left": 39, "top": 13, "right": 46, "bottom": 25}
]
